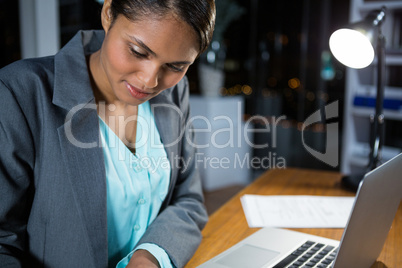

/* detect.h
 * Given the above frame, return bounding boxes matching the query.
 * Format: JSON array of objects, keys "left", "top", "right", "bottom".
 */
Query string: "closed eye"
[
  {"left": 129, "top": 47, "right": 147, "bottom": 59},
  {"left": 166, "top": 63, "right": 185, "bottom": 73}
]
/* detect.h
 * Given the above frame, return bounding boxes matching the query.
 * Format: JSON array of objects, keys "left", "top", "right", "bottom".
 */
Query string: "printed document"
[{"left": 241, "top": 195, "right": 355, "bottom": 228}]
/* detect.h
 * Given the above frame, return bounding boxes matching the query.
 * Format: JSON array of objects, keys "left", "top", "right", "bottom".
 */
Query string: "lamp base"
[{"left": 341, "top": 174, "right": 365, "bottom": 192}]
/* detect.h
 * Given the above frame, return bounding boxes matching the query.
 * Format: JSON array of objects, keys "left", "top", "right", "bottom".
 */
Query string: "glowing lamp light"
[
  {"left": 329, "top": 7, "right": 385, "bottom": 69},
  {"left": 329, "top": 29, "right": 375, "bottom": 69}
]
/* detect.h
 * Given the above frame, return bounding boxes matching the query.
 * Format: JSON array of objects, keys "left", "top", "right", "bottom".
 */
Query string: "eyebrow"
[{"left": 127, "top": 34, "right": 194, "bottom": 65}]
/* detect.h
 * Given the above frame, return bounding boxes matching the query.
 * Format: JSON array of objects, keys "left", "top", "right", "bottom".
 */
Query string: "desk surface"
[{"left": 186, "top": 168, "right": 402, "bottom": 268}]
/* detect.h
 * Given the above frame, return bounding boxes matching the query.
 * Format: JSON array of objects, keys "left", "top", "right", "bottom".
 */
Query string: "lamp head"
[{"left": 329, "top": 7, "right": 386, "bottom": 69}]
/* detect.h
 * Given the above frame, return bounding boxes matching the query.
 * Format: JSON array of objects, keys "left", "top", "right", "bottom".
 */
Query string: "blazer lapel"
[
  {"left": 150, "top": 93, "right": 180, "bottom": 203},
  {"left": 53, "top": 31, "right": 107, "bottom": 267},
  {"left": 57, "top": 102, "right": 108, "bottom": 268}
]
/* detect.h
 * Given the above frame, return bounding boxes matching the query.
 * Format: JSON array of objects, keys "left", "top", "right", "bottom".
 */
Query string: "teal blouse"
[{"left": 98, "top": 101, "right": 173, "bottom": 268}]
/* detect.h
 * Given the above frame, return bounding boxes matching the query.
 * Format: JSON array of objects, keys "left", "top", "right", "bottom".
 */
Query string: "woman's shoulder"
[
  {"left": 0, "top": 56, "right": 55, "bottom": 96},
  {"left": 0, "top": 56, "right": 54, "bottom": 83}
]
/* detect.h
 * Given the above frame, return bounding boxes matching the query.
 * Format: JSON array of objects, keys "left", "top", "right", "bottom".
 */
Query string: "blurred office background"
[{"left": 1, "top": 0, "right": 401, "bottom": 212}]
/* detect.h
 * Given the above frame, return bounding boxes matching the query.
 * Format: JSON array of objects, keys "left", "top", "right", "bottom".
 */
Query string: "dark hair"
[{"left": 109, "top": 0, "right": 216, "bottom": 55}]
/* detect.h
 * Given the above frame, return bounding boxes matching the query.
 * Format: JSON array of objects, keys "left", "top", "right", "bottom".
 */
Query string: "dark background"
[{"left": 0, "top": 0, "right": 351, "bottom": 171}]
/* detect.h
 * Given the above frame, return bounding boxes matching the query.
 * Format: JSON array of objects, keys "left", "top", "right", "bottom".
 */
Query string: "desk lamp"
[{"left": 329, "top": 7, "right": 386, "bottom": 191}]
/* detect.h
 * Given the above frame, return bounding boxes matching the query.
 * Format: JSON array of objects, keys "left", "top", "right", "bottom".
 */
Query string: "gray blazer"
[{"left": 0, "top": 30, "right": 207, "bottom": 268}]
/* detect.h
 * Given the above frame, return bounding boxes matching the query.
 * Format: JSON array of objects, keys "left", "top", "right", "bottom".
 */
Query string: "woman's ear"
[{"left": 101, "top": 0, "right": 113, "bottom": 33}]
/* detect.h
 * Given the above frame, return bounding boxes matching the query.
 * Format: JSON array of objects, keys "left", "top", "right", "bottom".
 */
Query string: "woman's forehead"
[{"left": 114, "top": 14, "right": 200, "bottom": 61}]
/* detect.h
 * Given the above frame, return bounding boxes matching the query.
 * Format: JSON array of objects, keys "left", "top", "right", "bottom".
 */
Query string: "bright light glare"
[{"left": 329, "top": 29, "right": 375, "bottom": 69}]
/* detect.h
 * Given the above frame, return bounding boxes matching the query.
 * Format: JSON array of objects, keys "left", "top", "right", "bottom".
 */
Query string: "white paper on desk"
[{"left": 240, "top": 195, "right": 355, "bottom": 228}]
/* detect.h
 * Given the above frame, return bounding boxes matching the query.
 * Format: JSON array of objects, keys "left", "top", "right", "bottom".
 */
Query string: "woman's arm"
[{"left": 0, "top": 79, "right": 35, "bottom": 267}]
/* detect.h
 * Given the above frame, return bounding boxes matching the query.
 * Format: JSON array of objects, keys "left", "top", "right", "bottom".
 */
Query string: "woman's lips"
[{"left": 125, "top": 82, "right": 151, "bottom": 99}]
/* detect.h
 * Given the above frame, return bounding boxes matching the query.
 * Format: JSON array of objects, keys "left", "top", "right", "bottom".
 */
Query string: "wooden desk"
[{"left": 186, "top": 168, "right": 402, "bottom": 268}]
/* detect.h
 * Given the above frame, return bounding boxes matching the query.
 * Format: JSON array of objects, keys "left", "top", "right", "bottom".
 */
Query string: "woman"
[{"left": 0, "top": 0, "right": 215, "bottom": 267}]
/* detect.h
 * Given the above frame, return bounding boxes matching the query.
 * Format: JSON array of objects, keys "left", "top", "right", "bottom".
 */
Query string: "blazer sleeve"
[
  {"left": 137, "top": 77, "right": 208, "bottom": 268},
  {"left": 0, "top": 79, "right": 35, "bottom": 267}
]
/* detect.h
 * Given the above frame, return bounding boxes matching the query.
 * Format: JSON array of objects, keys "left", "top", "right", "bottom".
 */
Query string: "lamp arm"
[{"left": 368, "top": 33, "right": 386, "bottom": 170}]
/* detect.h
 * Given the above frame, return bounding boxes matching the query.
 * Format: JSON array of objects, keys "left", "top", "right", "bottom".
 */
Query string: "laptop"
[{"left": 198, "top": 153, "right": 402, "bottom": 268}]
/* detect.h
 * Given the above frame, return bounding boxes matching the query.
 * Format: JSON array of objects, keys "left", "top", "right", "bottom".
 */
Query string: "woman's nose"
[{"left": 137, "top": 63, "right": 159, "bottom": 89}]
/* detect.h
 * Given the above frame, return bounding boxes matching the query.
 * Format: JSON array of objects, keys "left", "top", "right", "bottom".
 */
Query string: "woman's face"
[{"left": 97, "top": 10, "right": 199, "bottom": 106}]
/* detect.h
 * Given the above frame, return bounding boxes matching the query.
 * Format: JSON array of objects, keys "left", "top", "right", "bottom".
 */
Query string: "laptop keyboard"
[{"left": 272, "top": 240, "right": 338, "bottom": 268}]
